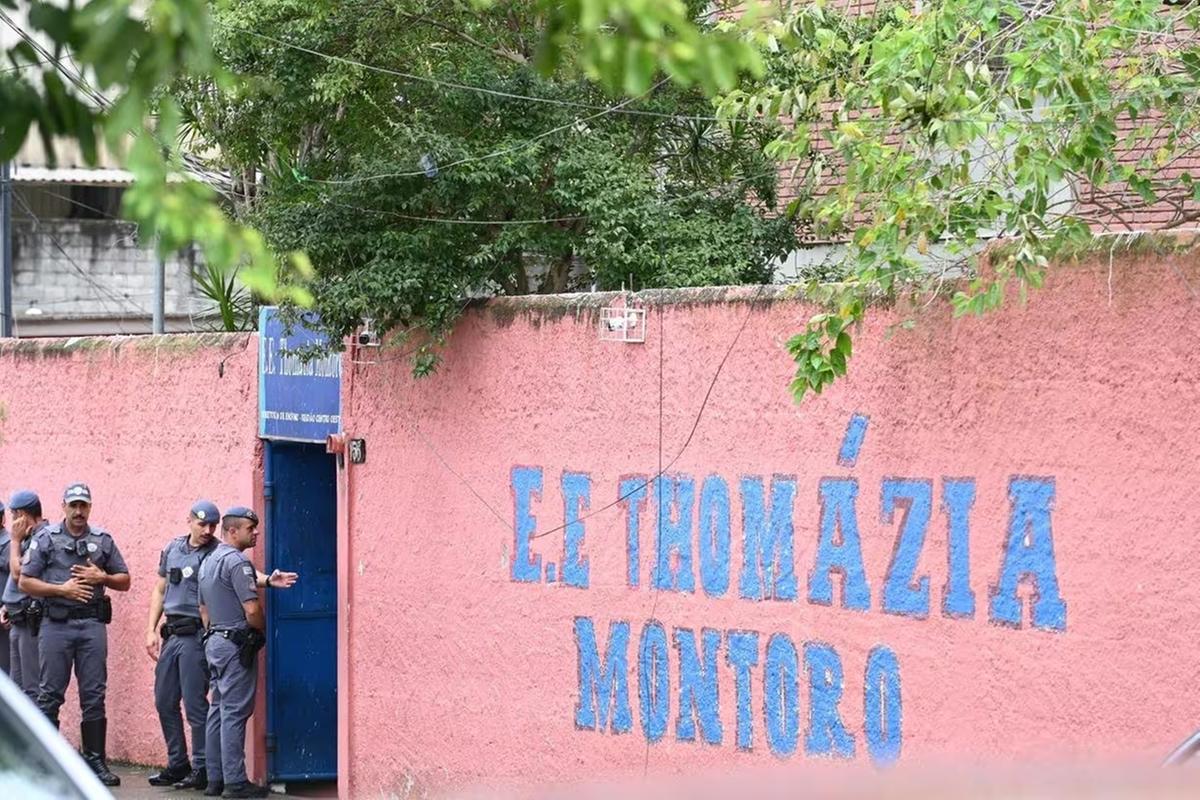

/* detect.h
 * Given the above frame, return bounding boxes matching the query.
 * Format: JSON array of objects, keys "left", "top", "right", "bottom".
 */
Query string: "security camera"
[{"left": 356, "top": 318, "right": 381, "bottom": 348}]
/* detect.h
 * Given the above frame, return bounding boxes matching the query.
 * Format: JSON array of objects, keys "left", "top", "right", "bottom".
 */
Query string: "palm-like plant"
[{"left": 191, "top": 262, "right": 254, "bottom": 331}]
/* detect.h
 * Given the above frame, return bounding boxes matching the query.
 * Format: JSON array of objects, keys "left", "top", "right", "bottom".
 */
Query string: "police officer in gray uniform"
[
  {"left": 19, "top": 483, "right": 130, "bottom": 787},
  {"left": 0, "top": 499, "right": 10, "bottom": 675},
  {"left": 199, "top": 506, "right": 296, "bottom": 799},
  {"left": 144, "top": 500, "right": 221, "bottom": 791},
  {"left": 2, "top": 490, "right": 47, "bottom": 699}
]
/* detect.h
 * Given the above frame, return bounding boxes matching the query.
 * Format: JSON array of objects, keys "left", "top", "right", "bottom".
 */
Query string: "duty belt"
[
  {"left": 52, "top": 605, "right": 101, "bottom": 620},
  {"left": 162, "top": 615, "right": 201, "bottom": 638}
]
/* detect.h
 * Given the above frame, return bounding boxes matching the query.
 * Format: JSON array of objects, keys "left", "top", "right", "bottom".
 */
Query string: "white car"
[{"left": 0, "top": 671, "right": 112, "bottom": 799}]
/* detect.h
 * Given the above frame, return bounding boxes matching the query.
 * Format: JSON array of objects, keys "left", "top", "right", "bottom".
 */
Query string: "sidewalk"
[{"left": 108, "top": 764, "right": 330, "bottom": 799}]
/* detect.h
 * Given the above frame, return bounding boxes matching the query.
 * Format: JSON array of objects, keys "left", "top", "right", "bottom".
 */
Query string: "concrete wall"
[
  {"left": 337, "top": 254, "right": 1200, "bottom": 797},
  {"left": 0, "top": 334, "right": 260, "bottom": 762},
  {"left": 10, "top": 215, "right": 208, "bottom": 332}
]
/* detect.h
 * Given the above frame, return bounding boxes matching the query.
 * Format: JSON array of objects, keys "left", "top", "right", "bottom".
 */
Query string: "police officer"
[
  {"left": 19, "top": 483, "right": 130, "bottom": 787},
  {"left": 1, "top": 490, "right": 47, "bottom": 700},
  {"left": 198, "top": 507, "right": 297, "bottom": 799},
  {"left": 144, "top": 500, "right": 221, "bottom": 791},
  {"left": 0, "top": 499, "right": 10, "bottom": 675}
]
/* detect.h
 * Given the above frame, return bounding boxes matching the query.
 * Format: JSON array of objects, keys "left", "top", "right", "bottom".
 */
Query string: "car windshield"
[{"left": 0, "top": 708, "right": 91, "bottom": 800}]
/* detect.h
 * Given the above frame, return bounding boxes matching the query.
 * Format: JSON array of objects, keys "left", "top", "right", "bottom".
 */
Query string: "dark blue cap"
[
  {"left": 190, "top": 500, "right": 220, "bottom": 523},
  {"left": 63, "top": 483, "right": 92, "bottom": 504},
  {"left": 222, "top": 506, "right": 259, "bottom": 525},
  {"left": 9, "top": 490, "right": 41, "bottom": 511}
]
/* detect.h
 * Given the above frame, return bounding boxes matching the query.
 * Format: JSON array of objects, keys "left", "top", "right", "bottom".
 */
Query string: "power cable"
[
  {"left": 12, "top": 191, "right": 150, "bottom": 317},
  {"left": 402, "top": 282, "right": 766, "bottom": 544},
  {"left": 216, "top": 21, "right": 730, "bottom": 124},
  {"left": 313, "top": 78, "right": 671, "bottom": 185}
]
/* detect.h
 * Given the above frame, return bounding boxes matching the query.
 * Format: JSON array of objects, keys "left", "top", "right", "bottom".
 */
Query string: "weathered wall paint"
[
  {"left": 0, "top": 335, "right": 261, "bottom": 765},
  {"left": 340, "top": 256, "right": 1200, "bottom": 797},
  {"left": 2, "top": 255, "right": 1199, "bottom": 798}
]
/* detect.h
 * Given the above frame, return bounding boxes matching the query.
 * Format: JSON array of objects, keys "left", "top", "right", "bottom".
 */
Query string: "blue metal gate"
[{"left": 264, "top": 441, "right": 338, "bottom": 781}]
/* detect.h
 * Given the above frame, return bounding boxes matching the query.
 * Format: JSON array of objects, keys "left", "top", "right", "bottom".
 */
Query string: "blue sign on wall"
[{"left": 258, "top": 307, "right": 342, "bottom": 443}]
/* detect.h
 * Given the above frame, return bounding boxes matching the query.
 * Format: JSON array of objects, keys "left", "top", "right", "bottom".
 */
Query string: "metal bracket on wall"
[{"left": 599, "top": 305, "right": 646, "bottom": 343}]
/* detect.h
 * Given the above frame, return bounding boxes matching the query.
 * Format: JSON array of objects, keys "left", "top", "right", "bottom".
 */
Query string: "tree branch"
[{"left": 399, "top": 13, "right": 528, "bottom": 65}]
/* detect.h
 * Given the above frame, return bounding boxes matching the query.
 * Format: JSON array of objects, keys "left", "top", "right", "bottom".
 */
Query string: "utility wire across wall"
[
  {"left": 404, "top": 283, "right": 766, "bottom": 544},
  {"left": 12, "top": 192, "right": 150, "bottom": 319}
]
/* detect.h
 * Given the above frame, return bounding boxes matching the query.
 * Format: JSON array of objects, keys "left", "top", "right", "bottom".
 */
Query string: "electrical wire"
[
  {"left": 12, "top": 191, "right": 151, "bottom": 317},
  {"left": 216, "top": 21, "right": 731, "bottom": 123},
  {"left": 313, "top": 78, "right": 671, "bottom": 185},
  {"left": 401, "top": 282, "right": 768, "bottom": 544}
]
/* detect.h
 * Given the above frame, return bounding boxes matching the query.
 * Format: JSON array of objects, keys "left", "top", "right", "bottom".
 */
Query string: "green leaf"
[{"left": 836, "top": 331, "right": 852, "bottom": 358}]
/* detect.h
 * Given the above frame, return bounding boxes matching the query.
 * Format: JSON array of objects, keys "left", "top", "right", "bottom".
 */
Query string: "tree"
[
  {"left": 173, "top": 0, "right": 796, "bottom": 368},
  {"left": 6, "top": 0, "right": 1196, "bottom": 401},
  {"left": 0, "top": 0, "right": 314, "bottom": 305},
  {"left": 718, "top": 0, "right": 1200, "bottom": 399},
  {"left": 0, "top": 0, "right": 759, "bottom": 345}
]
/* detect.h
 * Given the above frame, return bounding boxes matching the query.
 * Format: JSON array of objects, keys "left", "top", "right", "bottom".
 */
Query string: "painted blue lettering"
[
  {"left": 942, "top": 479, "right": 977, "bottom": 618},
  {"left": 653, "top": 476, "right": 696, "bottom": 593},
  {"left": 990, "top": 477, "right": 1067, "bottom": 631},
  {"left": 639, "top": 622, "right": 670, "bottom": 743},
  {"left": 573, "top": 617, "right": 631, "bottom": 733},
  {"left": 674, "top": 628, "right": 723, "bottom": 745},
  {"left": 863, "top": 646, "right": 903, "bottom": 765},
  {"left": 881, "top": 479, "right": 932, "bottom": 618},
  {"left": 619, "top": 477, "right": 649, "bottom": 588},
  {"left": 809, "top": 479, "right": 871, "bottom": 610},
  {"left": 510, "top": 466, "right": 543, "bottom": 583},
  {"left": 739, "top": 476, "right": 798, "bottom": 601},
  {"left": 804, "top": 642, "right": 855, "bottom": 758},
  {"left": 561, "top": 472, "right": 591, "bottom": 589},
  {"left": 725, "top": 630, "right": 759, "bottom": 751},
  {"left": 764, "top": 633, "right": 800, "bottom": 757},
  {"left": 698, "top": 476, "right": 731, "bottom": 598}
]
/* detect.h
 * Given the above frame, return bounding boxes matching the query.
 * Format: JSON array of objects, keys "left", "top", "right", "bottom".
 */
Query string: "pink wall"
[
  {"left": 339, "top": 255, "right": 1200, "bottom": 797},
  {"left": 0, "top": 334, "right": 261, "bottom": 763},
  {"left": 3, "top": 255, "right": 1199, "bottom": 797}
]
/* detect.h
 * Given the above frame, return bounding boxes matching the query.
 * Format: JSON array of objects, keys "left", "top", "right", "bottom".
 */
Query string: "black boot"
[
  {"left": 174, "top": 767, "right": 209, "bottom": 790},
  {"left": 221, "top": 781, "right": 269, "bottom": 798},
  {"left": 80, "top": 718, "right": 121, "bottom": 787},
  {"left": 148, "top": 763, "right": 191, "bottom": 786}
]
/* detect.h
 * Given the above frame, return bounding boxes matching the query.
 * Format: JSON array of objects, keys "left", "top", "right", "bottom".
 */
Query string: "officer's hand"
[
  {"left": 145, "top": 630, "right": 160, "bottom": 662},
  {"left": 70, "top": 561, "right": 107, "bottom": 586},
  {"left": 0, "top": 607, "right": 8, "bottom": 627},
  {"left": 59, "top": 578, "right": 94, "bottom": 603},
  {"left": 10, "top": 515, "right": 31, "bottom": 541},
  {"left": 267, "top": 570, "right": 299, "bottom": 589}
]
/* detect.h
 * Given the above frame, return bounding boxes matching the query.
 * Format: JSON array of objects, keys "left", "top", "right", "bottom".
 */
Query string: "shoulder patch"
[
  {"left": 29, "top": 540, "right": 38, "bottom": 551},
  {"left": 241, "top": 564, "right": 254, "bottom": 576}
]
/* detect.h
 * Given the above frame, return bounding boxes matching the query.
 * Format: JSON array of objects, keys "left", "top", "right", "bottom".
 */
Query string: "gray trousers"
[
  {"left": 38, "top": 618, "right": 107, "bottom": 723},
  {"left": 205, "top": 635, "right": 257, "bottom": 786},
  {"left": 0, "top": 624, "right": 9, "bottom": 674},
  {"left": 9, "top": 622, "right": 40, "bottom": 701},
  {"left": 155, "top": 631, "right": 209, "bottom": 770}
]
